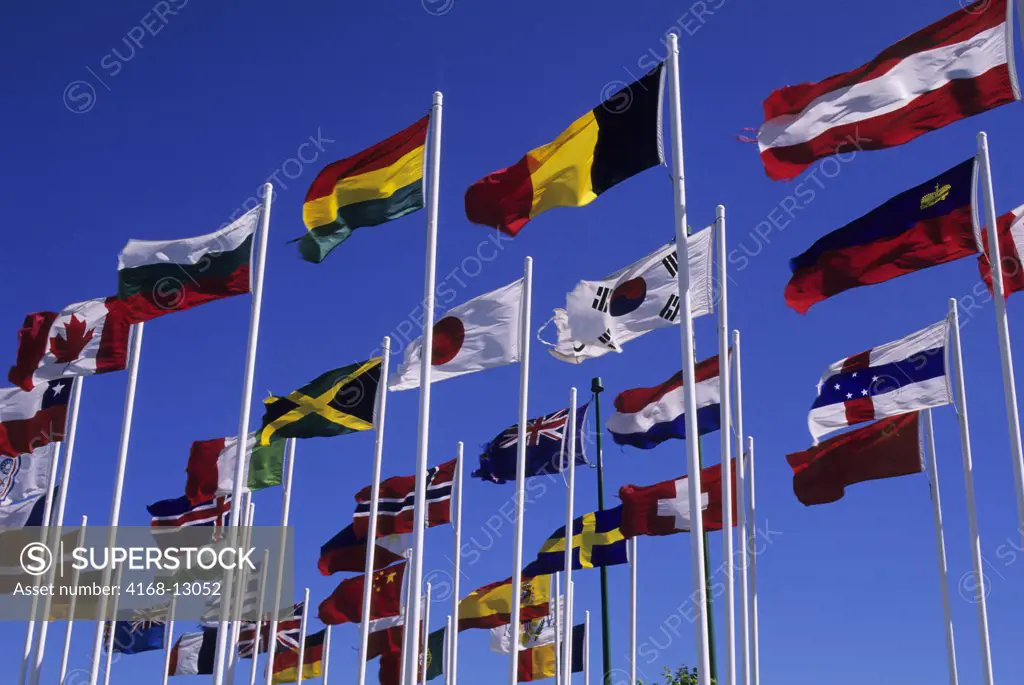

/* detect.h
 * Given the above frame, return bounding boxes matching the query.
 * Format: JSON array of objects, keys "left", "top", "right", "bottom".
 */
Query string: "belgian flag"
[{"left": 465, "top": 64, "right": 665, "bottom": 236}]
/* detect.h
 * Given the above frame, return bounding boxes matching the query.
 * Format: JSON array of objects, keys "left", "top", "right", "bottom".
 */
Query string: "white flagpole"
[
  {"left": 295, "top": 587, "right": 311, "bottom": 685},
  {"left": 745, "top": 437, "right": 760, "bottom": 685},
  {"left": 264, "top": 438, "right": 298, "bottom": 685},
  {"left": 229, "top": 494, "right": 257, "bottom": 680},
  {"left": 923, "top": 409, "right": 960, "bottom": 685},
  {"left": 57, "top": 514, "right": 88, "bottom": 685},
  {"left": 666, "top": 31, "right": 712, "bottom": 685},
  {"left": 948, "top": 298, "right": 995, "bottom": 685},
  {"left": 161, "top": 593, "right": 178, "bottom": 685},
  {"left": 359, "top": 336, "right": 393, "bottom": 685},
  {"left": 400, "top": 549, "right": 414, "bottom": 685},
  {"left": 87, "top": 320, "right": 144, "bottom": 685},
  {"left": 506, "top": 255, "right": 534, "bottom": 685},
  {"left": 977, "top": 132, "right": 1024, "bottom": 547},
  {"left": 562, "top": 389, "right": 578, "bottom": 685},
  {"left": 102, "top": 564, "right": 126, "bottom": 685},
  {"left": 405, "top": 90, "right": 443, "bottom": 685},
  {"left": 554, "top": 573, "right": 562, "bottom": 685},
  {"left": 583, "top": 610, "right": 590, "bottom": 685},
  {"left": 444, "top": 616, "right": 451, "bottom": 685},
  {"left": 715, "top": 204, "right": 736, "bottom": 685},
  {"left": 421, "top": 583, "right": 432, "bottom": 685},
  {"left": 449, "top": 441, "right": 464, "bottom": 685},
  {"left": 249, "top": 549, "right": 271, "bottom": 685},
  {"left": 566, "top": 581, "right": 574, "bottom": 678},
  {"left": 629, "top": 537, "right": 637, "bottom": 685},
  {"left": 732, "top": 330, "right": 750, "bottom": 685},
  {"left": 322, "top": 625, "right": 333, "bottom": 685}
]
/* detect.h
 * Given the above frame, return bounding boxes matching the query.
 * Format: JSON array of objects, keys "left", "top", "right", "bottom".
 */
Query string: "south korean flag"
[{"left": 542, "top": 226, "right": 714, "bottom": 364}]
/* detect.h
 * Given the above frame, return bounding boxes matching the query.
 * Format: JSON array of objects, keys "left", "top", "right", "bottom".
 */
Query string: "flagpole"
[
  {"left": 295, "top": 587, "right": 310, "bottom": 685},
  {"left": 421, "top": 583, "right": 432, "bottom": 685},
  {"left": 977, "top": 132, "right": 1024, "bottom": 548},
  {"left": 562, "top": 389, "right": 578, "bottom": 685},
  {"left": 566, "top": 581, "right": 575, "bottom": 676},
  {"left": 948, "top": 298, "right": 995, "bottom": 685},
  {"left": 322, "top": 625, "right": 332, "bottom": 685},
  {"left": 666, "top": 31, "right": 712, "bottom": 685},
  {"left": 732, "top": 330, "right": 750, "bottom": 685},
  {"left": 506, "top": 255, "right": 534, "bottom": 685},
  {"left": 57, "top": 515, "right": 88, "bottom": 685},
  {"left": 444, "top": 616, "right": 451, "bottom": 685},
  {"left": 554, "top": 573, "right": 562, "bottom": 685},
  {"left": 449, "top": 441, "right": 464, "bottom": 685},
  {"left": 249, "top": 549, "right": 271, "bottom": 685},
  {"left": 923, "top": 409, "right": 960, "bottom": 685},
  {"left": 228, "top": 493, "right": 256, "bottom": 681},
  {"left": 588, "top": 377, "right": 612, "bottom": 685},
  {"left": 161, "top": 593, "right": 177, "bottom": 685},
  {"left": 359, "top": 336, "right": 393, "bottom": 685},
  {"left": 584, "top": 610, "right": 591, "bottom": 685},
  {"left": 87, "top": 320, "right": 145, "bottom": 685},
  {"left": 400, "top": 549, "right": 414, "bottom": 685},
  {"left": 405, "top": 89, "right": 443, "bottom": 685},
  {"left": 745, "top": 437, "right": 760, "bottom": 685},
  {"left": 264, "top": 438, "right": 297, "bottom": 685},
  {"left": 629, "top": 537, "right": 637, "bottom": 685},
  {"left": 102, "top": 564, "right": 126, "bottom": 685},
  {"left": 216, "top": 181, "right": 274, "bottom": 685}
]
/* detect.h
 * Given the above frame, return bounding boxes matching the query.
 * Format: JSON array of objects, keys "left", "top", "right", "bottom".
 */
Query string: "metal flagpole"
[
  {"left": 715, "top": 204, "right": 736, "bottom": 685},
  {"left": 295, "top": 588, "right": 311, "bottom": 685},
  {"left": 102, "top": 564, "right": 126, "bottom": 685},
  {"left": 161, "top": 593, "right": 177, "bottom": 685},
  {"left": 584, "top": 610, "right": 591, "bottom": 685},
  {"left": 450, "top": 441, "right": 464, "bottom": 685},
  {"left": 216, "top": 181, "right": 273, "bottom": 685},
  {"left": 264, "top": 438, "right": 297, "bottom": 685},
  {"left": 57, "top": 515, "right": 88, "bottom": 685},
  {"left": 405, "top": 90, "right": 443, "bottom": 685},
  {"left": 506, "top": 256, "right": 534, "bottom": 685},
  {"left": 359, "top": 337, "right": 392, "bottom": 685},
  {"left": 665, "top": 31, "right": 712, "bottom": 685},
  {"left": 948, "top": 298, "right": 995, "bottom": 685},
  {"left": 400, "top": 549, "right": 414, "bottom": 685},
  {"left": 87, "top": 320, "right": 144, "bottom": 685},
  {"left": 923, "top": 409, "right": 960, "bottom": 685},
  {"left": 589, "top": 378, "right": 612, "bottom": 685},
  {"left": 554, "top": 573, "right": 562, "bottom": 685},
  {"left": 977, "top": 132, "right": 1024, "bottom": 548},
  {"left": 322, "top": 625, "right": 332, "bottom": 685},
  {"left": 444, "top": 616, "right": 452, "bottom": 685},
  {"left": 562, "top": 389, "right": 578, "bottom": 685},
  {"left": 629, "top": 537, "right": 637, "bottom": 685},
  {"left": 421, "top": 583, "right": 432, "bottom": 685},
  {"left": 249, "top": 549, "right": 271, "bottom": 685},
  {"left": 732, "top": 331, "right": 750, "bottom": 685},
  {"left": 228, "top": 493, "right": 256, "bottom": 681},
  {"left": 745, "top": 437, "right": 760, "bottom": 685},
  {"left": 566, "top": 581, "right": 574, "bottom": 679}
]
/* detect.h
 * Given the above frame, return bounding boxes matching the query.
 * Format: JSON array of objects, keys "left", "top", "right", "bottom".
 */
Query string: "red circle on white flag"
[{"left": 431, "top": 316, "right": 465, "bottom": 366}]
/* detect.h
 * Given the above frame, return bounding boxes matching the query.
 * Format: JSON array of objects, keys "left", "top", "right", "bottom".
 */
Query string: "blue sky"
[{"left": 3, "top": 0, "right": 1024, "bottom": 683}]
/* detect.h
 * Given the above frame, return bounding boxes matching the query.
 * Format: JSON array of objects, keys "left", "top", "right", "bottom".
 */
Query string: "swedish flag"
[{"left": 523, "top": 506, "right": 628, "bottom": 577}]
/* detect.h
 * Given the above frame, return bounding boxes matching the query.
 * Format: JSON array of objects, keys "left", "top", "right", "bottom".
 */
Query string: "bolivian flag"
[
  {"left": 299, "top": 116, "right": 429, "bottom": 263},
  {"left": 258, "top": 358, "right": 381, "bottom": 445},
  {"left": 465, "top": 64, "right": 665, "bottom": 236}
]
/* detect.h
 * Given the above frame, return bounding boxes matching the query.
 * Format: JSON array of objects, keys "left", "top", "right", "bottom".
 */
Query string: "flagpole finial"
[
  {"left": 433, "top": 91, "right": 443, "bottom": 106},
  {"left": 590, "top": 378, "right": 603, "bottom": 394},
  {"left": 977, "top": 131, "right": 988, "bottom": 147}
]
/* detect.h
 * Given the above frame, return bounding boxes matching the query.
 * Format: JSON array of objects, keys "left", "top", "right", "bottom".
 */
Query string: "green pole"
[{"left": 591, "top": 377, "right": 614, "bottom": 685}]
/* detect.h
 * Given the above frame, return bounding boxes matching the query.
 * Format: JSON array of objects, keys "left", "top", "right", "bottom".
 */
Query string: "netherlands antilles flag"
[
  {"left": 757, "top": 0, "right": 1017, "bottom": 181},
  {"left": 299, "top": 116, "right": 429, "bottom": 263},
  {"left": 465, "top": 65, "right": 665, "bottom": 236},
  {"left": 607, "top": 356, "right": 720, "bottom": 449},
  {"left": 786, "top": 159, "right": 981, "bottom": 313},
  {"left": 809, "top": 319, "right": 951, "bottom": 442}
]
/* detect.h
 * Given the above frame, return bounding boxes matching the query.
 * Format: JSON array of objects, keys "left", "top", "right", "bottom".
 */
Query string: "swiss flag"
[{"left": 619, "top": 461, "right": 737, "bottom": 537}]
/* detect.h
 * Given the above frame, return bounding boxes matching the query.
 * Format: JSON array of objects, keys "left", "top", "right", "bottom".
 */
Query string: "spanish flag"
[
  {"left": 300, "top": 116, "right": 428, "bottom": 263},
  {"left": 465, "top": 64, "right": 664, "bottom": 236},
  {"left": 458, "top": 574, "right": 551, "bottom": 631},
  {"left": 271, "top": 629, "right": 325, "bottom": 684}
]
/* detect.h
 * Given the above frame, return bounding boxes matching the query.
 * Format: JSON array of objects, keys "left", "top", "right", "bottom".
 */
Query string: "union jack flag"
[
  {"left": 498, "top": 408, "right": 569, "bottom": 448},
  {"left": 237, "top": 601, "right": 304, "bottom": 659}
]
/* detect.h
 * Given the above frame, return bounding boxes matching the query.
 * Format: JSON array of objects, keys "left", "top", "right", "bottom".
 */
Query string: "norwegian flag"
[
  {"left": 146, "top": 495, "right": 231, "bottom": 550},
  {"left": 353, "top": 460, "right": 455, "bottom": 537},
  {"left": 237, "top": 602, "right": 304, "bottom": 659},
  {"left": 473, "top": 403, "right": 589, "bottom": 484}
]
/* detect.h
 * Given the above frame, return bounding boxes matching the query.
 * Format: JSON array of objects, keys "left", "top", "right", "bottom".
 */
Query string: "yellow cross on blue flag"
[{"left": 523, "top": 506, "right": 627, "bottom": 577}]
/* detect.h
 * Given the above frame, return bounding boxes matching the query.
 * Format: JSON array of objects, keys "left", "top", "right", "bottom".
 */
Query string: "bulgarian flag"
[
  {"left": 185, "top": 432, "right": 285, "bottom": 506},
  {"left": 117, "top": 206, "right": 260, "bottom": 323}
]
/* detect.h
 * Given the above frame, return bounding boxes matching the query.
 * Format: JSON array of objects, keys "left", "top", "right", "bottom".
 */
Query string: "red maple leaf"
[{"left": 49, "top": 315, "right": 95, "bottom": 364}]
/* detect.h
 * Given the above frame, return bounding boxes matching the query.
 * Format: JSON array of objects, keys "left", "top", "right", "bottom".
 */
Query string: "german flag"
[
  {"left": 465, "top": 64, "right": 664, "bottom": 236},
  {"left": 271, "top": 629, "right": 325, "bottom": 684},
  {"left": 258, "top": 358, "right": 381, "bottom": 445},
  {"left": 300, "top": 116, "right": 429, "bottom": 263},
  {"left": 457, "top": 574, "right": 550, "bottom": 631}
]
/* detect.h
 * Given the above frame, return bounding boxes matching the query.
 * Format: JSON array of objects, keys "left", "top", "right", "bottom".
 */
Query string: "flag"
[
  {"left": 201, "top": 568, "right": 262, "bottom": 625},
  {"left": 168, "top": 628, "right": 218, "bottom": 676},
  {"left": 353, "top": 459, "right": 455, "bottom": 537},
  {"left": 492, "top": 619, "right": 584, "bottom": 682},
  {"left": 104, "top": 610, "right": 168, "bottom": 655},
  {"left": 523, "top": 507, "right": 628, "bottom": 577},
  {"left": 259, "top": 358, "right": 381, "bottom": 445},
  {"left": 0, "top": 444, "right": 56, "bottom": 528},
  {"left": 239, "top": 603, "right": 304, "bottom": 658},
  {"left": 458, "top": 574, "right": 551, "bottom": 631},
  {"left": 317, "top": 523, "right": 408, "bottom": 576},
  {"left": 147, "top": 495, "right": 230, "bottom": 549},
  {"left": 786, "top": 159, "right": 980, "bottom": 313},
  {"left": 787, "top": 412, "right": 924, "bottom": 506},
  {"left": 318, "top": 561, "right": 405, "bottom": 626},
  {"left": 271, "top": 629, "right": 326, "bottom": 683},
  {"left": 0, "top": 379, "right": 71, "bottom": 457},
  {"left": 978, "top": 203, "right": 1024, "bottom": 298},
  {"left": 118, "top": 206, "right": 260, "bottom": 323},
  {"left": 186, "top": 432, "right": 285, "bottom": 505},
  {"left": 389, "top": 278, "right": 523, "bottom": 391},
  {"left": 422, "top": 627, "right": 446, "bottom": 682},
  {"left": 607, "top": 356, "right": 720, "bottom": 449},
  {"left": 465, "top": 65, "right": 665, "bottom": 236},
  {"left": 809, "top": 318, "right": 951, "bottom": 442},
  {"left": 299, "top": 116, "right": 429, "bottom": 263},
  {"left": 545, "top": 227, "right": 714, "bottom": 363},
  {"left": 489, "top": 614, "right": 556, "bottom": 654},
  {"left": 473, "top": 403, "right": 589, "bottom": 484},
  {"left": 757, "top": 0, "right": 1015, "bottom": 180},
  {"left": 619, "top": 462, "right": 736, "bottom": 537},
  {"left": 367, "top": 615, "right": 405, "bottom": 659},
  {"left": 8, "top": 297, "right": 131, "bottom": 391}
]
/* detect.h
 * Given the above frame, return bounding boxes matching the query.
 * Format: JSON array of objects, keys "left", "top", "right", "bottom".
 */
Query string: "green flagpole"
[{"left": 590, "top": 378, "right": 614, "bottom": 685}]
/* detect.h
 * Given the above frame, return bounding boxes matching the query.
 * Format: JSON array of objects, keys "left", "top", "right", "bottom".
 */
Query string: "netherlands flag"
[
  {"left": 607, "top": 356, "right": 720, "bottom": 449},
  {"left": 757, "top": 0, "right": 1018, "bottom": 181}
]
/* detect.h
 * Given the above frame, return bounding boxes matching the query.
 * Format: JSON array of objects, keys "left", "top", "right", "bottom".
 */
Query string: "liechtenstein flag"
[{"left": 809, "top": 319, "right": 952, "bottom": 442}]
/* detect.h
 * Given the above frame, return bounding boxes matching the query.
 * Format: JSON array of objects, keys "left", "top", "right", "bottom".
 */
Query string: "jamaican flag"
[{"left": 259, "top": 358, "right": 381, "bottom": 445}]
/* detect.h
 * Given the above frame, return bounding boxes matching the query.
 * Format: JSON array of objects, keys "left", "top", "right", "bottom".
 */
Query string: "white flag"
[
  {"left": 389, "top": 278, "right": 523, "bottom": 391},
  {"left": 0, "top": 444, "right": 56, "bottom": 528},
  {"left": 542, "top": 226, "right": 714, "bottom": 364}
]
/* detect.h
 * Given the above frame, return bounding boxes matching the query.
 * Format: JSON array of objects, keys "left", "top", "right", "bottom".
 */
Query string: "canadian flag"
[{"left": 8, "top": 297, "right": 131, "bottom": 391}]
